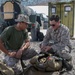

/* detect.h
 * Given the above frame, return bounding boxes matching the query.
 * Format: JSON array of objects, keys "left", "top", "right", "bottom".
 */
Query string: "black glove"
[{"left": 47, "top": 48, "right": 56, "bottom": 54}]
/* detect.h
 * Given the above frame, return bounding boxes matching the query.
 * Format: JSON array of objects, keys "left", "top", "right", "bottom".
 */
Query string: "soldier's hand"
[
  {"left": 40, "top": 46, "right": 47, "bottom": 51},
  {"left": 15, "top": 50, "right": 23, "bottom": 59},
  {"left": 45, "top": 46, "right": 51, "bottom": 52},
  {"left": 8, "top": 52, "right": 16, "bottom": 57}
]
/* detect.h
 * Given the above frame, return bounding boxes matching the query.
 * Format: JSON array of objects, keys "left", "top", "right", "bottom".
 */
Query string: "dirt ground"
[
  {"left": 29, "top": 40, "right": 75, "bottom": 75},
  {"left": 0, "top": 40, "right": 75, "bottom": 75}
]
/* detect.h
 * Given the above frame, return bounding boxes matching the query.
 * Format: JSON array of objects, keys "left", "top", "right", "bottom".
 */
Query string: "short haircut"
[{"left": 49, "top": 14, "right": 60, "bottom": 22}]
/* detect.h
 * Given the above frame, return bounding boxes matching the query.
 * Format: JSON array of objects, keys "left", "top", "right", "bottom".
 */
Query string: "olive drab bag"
[
  {"left": 30, "top": 53, "right": 62, "bottom": 72},
  {"left": 21, "top": 52, "right": 72, "bottom": 75},
  {"left": 0, "top": 61, "right": 14, "bottom": 75},
  {"left": 23, "top": 66, "right": 61, "bottom": 75},
  {"left": 21, "top": 53, "right": 62, "bottom": 75}
]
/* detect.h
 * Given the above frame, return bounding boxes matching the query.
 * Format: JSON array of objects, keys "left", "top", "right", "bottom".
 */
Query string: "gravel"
[
  {"left": 28, "top": 40, "right": 75, "bottom": 75},
  {"left": 0, "top": 40, "right": 75, "bottom": 75}
]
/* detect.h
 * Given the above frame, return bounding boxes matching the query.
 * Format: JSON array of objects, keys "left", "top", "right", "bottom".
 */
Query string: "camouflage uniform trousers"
[
  {"left": 3, "top": 48, "right": 38, "bottom": 74},
  {"left": 0, "top": 61, "right": 14, "bottom": 75}
]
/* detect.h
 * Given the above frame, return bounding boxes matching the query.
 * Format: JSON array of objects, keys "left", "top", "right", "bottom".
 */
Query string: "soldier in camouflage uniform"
[
  {"left": 40, "top": 14, "right": 72, "bottom": 53},
  {"left": 0, "top": 14, "right": 37, "bottom": 74}
]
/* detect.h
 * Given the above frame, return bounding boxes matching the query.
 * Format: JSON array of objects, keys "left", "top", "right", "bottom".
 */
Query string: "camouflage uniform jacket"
[{"left": 42, "top": 24, "right": 72, "bottom": 51}]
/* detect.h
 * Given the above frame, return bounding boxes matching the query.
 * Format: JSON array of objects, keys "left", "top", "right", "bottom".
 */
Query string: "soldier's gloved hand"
[{"left": 47, "top": 48, "right": 56, "bottom": 54}]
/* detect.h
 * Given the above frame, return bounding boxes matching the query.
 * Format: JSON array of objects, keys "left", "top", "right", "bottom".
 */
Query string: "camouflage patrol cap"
[{"left": 15, "top": 14, "right": 31, "bottom": 24}]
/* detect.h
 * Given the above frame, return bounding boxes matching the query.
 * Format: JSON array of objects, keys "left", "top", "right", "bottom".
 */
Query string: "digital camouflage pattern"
[
  {"left": 41, "top": 24, "right": 72, "bottom": 51},
  {"left": 0, "top": 61, "right": 14, "bottom": 75}
]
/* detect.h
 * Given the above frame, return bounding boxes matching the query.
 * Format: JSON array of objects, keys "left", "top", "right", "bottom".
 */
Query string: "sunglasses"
[
  {"left": 21, "top": 22, "right": 28, "bottom": 25},
  {"left": 50, "top": 24, "right": 55, "bottom": 27}
]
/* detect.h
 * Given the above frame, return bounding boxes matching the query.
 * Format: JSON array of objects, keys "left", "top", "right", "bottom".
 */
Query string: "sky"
[{"left": 28, "top": 6, "right": 48, "bottom": 15}]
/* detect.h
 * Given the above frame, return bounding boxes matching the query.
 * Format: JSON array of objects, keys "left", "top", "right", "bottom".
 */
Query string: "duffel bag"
[{"left": 30, "top": 53, "right": 62, "bottom": 72}]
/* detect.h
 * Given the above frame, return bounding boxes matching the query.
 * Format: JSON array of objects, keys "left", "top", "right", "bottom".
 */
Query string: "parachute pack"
[
  {"left": 30, "top": 53, "right": 62, "bottom": 72},
  {"left": 21, "top": 52, "right": 73, "bottom": 75}
]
